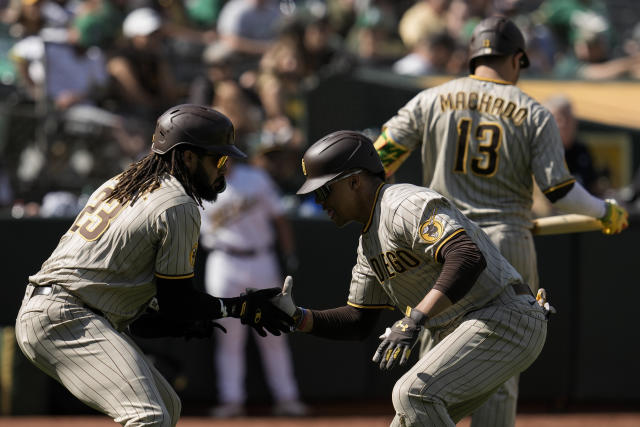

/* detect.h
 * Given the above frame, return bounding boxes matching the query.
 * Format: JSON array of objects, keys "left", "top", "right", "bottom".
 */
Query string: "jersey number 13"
[{"left": 453, "top": 118, "right": 503, "bottom": 177}]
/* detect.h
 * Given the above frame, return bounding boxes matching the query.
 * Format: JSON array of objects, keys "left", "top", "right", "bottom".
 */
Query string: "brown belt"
[{"left": 511, "top": 282, "right": 533, "bottom": 296}]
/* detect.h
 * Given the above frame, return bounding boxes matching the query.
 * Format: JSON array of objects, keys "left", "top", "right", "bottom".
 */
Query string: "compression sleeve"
[
  {"left": 155, "top": 276, "right": 225, "bottom": 321},
  {"left": 551, "top": 180, "right": 607, "bottom": 218},
  {"left": 309, "top": 305, "right": 382, "bottom": 340},
  {"left": 432, "top": 231, "right": 487, "bottom": 303}
]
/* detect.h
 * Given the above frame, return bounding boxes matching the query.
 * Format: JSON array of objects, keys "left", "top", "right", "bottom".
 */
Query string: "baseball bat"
[{"left": 531, "top": 214, "right": 603, "bottom": 236}]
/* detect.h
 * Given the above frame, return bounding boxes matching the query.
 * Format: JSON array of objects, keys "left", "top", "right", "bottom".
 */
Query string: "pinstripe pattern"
[
  {"left": 379, "top": 76, "right": 564, "bottom": 426},
  {"left": 348, "top": 184, "right": 524, "bottom": 328},
  {"left": 28, "top": 174, "right": 200, "bottom": 331},
  {"left": 15, "top": 285, "right": 181, "bottom": 426},
  {"left": 16, "top": 172, "right": 201, "bottom": 426},
  {"left": 344, "top": 184, "right": 546, "bottom": 425},
  {"left": 390, "top": 288, "right": 547, "bottom": 426},
  {"left": 381, "top": 75, "right": 574, "bottom": 230}
]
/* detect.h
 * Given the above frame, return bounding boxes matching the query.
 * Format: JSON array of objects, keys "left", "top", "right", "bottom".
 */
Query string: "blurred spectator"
[
  {"left": 199, "top": 156, "right": 307, "bottom": 418},
  {"left": 540, "top": 0, "right": 612, "bottom": 54},
  {"left": 71, "top": 0, "right": 124, "bottom": 51},
  {"left": 254, "top": 32, "right": 307, "bottom": 123},
  {"left": 183, "top": 0, "right": 225, "bottom": 29},
  {"left": 294, "top": 0, "right": 354, "bottom": 79},
  {"left": 344, "top": 4, "right": 403, "bottom": 67},
  {"left": 543, "top": 94, "right": 607, "bottom": 196},
  {"left": 216, "top": 0, "right": 284, "bottom": 73},
  {"left": 398, "top": 0, "right": 450, "bottom": 50},
  {"left": 187, "top": 41, "right": 239, "bottom": 106},
  {"left": 551, "top": 13, "right": 640, "bottom": 80},
  {"left": 392, "top": 30, "right": 455, "bottom": 76},
  {"left": 211, "top": 78, "right": 263, "bottom": 150},
  {"left": 250, "top": 116, "right": 305, "bottom": 198},
  {"left": 107, "top": 7, "right": 183, "bottom": 122}
]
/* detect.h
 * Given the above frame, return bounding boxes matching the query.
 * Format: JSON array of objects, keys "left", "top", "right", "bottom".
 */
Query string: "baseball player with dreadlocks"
[
  {"left": 374, "top": 16, "right": 628, "bottom": 427},
  {"left": 270, "top": 130, "right": 549, "bottom": 426},
  {"left": 15, "top": 104, "right": 292, "bottom": 426}
]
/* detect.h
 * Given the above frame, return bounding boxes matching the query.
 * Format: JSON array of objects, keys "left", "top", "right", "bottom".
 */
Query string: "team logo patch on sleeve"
[{"left": 419, "top": 211, "right": 443, "bottom": 244}]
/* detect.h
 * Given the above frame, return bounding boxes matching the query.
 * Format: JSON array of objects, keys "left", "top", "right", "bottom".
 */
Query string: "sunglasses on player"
[
  {"left": 313, "top": 169, "right": 363, "bottom": 202},
  {"left": 217, "top": 155, "right": 228, "bottom": 170}
]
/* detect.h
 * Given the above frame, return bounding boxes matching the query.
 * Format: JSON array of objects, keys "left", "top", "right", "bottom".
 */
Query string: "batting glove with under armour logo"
[
  {"left": 223, "top": 288, "right": 294, "bottom": 337},
  {"left": 373, "top": 307, "right": 427, "bottom": 370},
  {"left": 600, "top": 199, "right": 629, "bottom": 235}
]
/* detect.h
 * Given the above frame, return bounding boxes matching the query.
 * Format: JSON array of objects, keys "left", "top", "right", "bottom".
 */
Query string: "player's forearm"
[
  {"left": 303, "top": 305, "right": 381, "bottom": 340},
  {"left": 430, "top": 231, "right": 486, "bottom": 306},
  {"left": 155, "top": 277, "right": 226, "bottom": 321}
]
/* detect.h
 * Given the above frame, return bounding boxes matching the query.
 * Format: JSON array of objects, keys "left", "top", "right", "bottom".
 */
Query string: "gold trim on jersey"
[
  {"left": 434, "top": 228, "right": 465, "bottom": 261},
  {"left": 363, "top": 183, "right": 385, "bottom": 234},
  {"left": 155, "top": 272, "right": 195, "bottom": 279},
  {"left": 542, "top": 178, "right": 576, "bottom": 194},
  {"left": 469, "top": 74, "right": 513, "bottom": 85},
  {"left": 347, "top": 301, "right": 395, "bottom": 310}
]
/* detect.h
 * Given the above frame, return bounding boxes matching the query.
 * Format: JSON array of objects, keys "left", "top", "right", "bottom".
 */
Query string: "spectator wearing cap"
[{"left": 106, "top": 7, "right": 182, "bottom": 123}]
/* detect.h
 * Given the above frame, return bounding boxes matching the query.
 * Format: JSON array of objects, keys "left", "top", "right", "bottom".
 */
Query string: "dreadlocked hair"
[{"left": 105, "top": 148, "right": 205, "bottom": 207}]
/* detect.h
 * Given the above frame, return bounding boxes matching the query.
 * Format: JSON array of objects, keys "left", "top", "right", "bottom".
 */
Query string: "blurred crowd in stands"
[{"left": 0, "top": 0, "right": 639, "bottom": 218}]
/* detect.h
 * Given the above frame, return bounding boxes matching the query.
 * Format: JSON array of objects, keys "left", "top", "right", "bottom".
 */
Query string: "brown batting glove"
[
  {"left": 372, "top": 307, "right": 427, "bottom": 370},
  {"left": 600, "top": 199, "right": 629, "bottom": 235}
]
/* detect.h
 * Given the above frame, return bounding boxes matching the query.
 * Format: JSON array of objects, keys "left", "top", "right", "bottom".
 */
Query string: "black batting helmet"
[
  {"left": 151, "top": 104, "right": 246, "bottom": 158},
  {"left": 468, "top": 16, "right": 529, "bottom": 74},
  {"left": 296, "top": 130, "right": 385, "bottom": 195}
]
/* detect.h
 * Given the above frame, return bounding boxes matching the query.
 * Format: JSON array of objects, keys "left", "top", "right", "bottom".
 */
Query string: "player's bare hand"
[
  {"left": 372, "top": 307, "right": 426, "bottom": 370},
  {"left": 600, "top": 199, "right": 629, "bottom": 235}
]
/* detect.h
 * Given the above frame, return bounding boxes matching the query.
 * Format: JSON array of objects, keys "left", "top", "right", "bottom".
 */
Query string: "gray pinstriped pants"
[
  {"left": 470, "top": 224, "right": 539, "bottom": 427},
  {"left": 392, "top": 286, "right": 547, "bottom": 426},
  {"left": 15, "top": 284, "right": 181, "bottom": 426}
]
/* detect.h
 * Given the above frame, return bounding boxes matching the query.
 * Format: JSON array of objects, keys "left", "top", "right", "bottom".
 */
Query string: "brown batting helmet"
[
  {"left": 151, "top": 104, "right": 246, "bottom": 158},
  {"left": 468, "top": 16, "right": 529, "bottom": 73},
  {"left": 297, "top": 130, "right": 385, "bottom": 195}
]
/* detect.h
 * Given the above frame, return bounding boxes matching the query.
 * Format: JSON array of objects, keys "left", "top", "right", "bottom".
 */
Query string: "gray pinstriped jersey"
[
  {"left": 347, "top": 183, "right": 523, "bottom": 328},
  {"left": 382, "top": 75, "right": 574, "bottom": 228},
  {"left": 28, "top": 174, "right": 200, "bottom": 330}
]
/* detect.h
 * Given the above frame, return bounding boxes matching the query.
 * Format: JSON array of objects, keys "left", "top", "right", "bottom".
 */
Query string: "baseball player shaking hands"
[
  {"left": 271, "top": 131, "right": 548, "bottom": 426},
  {"left": 15, "top": 105, "right": 293, "bottom": 426}
]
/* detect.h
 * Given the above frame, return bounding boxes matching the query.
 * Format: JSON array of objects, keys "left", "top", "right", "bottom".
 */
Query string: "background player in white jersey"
[
  {"left": 15, "top": 104, "right": 293, "bottom": 427},
  {"left": 200, "top": 158, "right": 307, "bottom": 417},
  {"left": 270, "top": 130, "right": 549, "bottom": 426},
  {"left": 373, "top": 16, "right": 629, "bottom": 427}
]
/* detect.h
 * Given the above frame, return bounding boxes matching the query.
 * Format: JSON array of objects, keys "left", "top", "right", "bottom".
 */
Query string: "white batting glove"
[{"left": 270, "top": 276, "right": 298, "bottom": 317}]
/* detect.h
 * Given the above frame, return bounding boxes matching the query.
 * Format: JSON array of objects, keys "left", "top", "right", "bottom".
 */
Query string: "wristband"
[
  {"left": 294, "top": 307, "right": 308, "bottom": 331},
  {"left": 405, "top": 306, "right": 428, "bottom": 326}
]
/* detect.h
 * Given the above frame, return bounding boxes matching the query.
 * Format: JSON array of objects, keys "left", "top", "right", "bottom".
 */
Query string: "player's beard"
[{"left": 192, "top": 160, "right": 226, "bottom": 202}]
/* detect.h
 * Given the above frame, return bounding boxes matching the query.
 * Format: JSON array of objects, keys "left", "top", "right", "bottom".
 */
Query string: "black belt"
[
  {"left": 215, "top": 246, "right": 273, "bottom": 257},
  {"left": 511, "top": 282, "right": 533, "bottom": 296}
]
